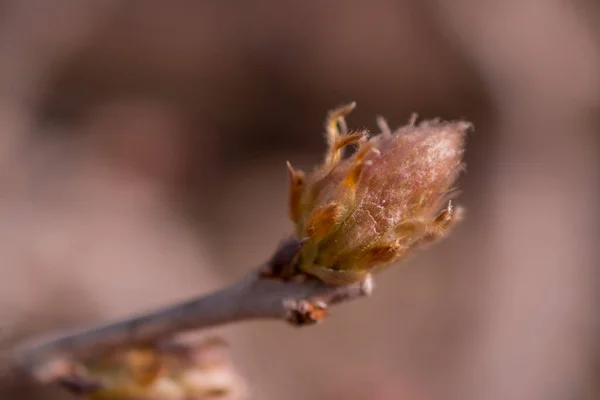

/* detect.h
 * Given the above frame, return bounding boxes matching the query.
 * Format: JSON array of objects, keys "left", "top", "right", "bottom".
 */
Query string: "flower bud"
[{"left": 287, "top": 103, "right": 469, "bottom": 285}]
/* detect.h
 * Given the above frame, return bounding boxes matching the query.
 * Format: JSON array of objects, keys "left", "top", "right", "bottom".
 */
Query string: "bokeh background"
[{"left": 1, "top": 1, "right": 599, "bottom": 399}]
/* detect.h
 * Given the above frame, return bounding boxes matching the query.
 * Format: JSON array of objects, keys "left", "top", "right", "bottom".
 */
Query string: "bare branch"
[{"left": 4, "top": 238, "right": 373, "bottom": 386}]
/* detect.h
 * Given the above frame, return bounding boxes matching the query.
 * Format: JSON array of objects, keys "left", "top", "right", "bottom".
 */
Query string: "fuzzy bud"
[{"left": 287, "top": 103, "right": 470, "bottom": 285}]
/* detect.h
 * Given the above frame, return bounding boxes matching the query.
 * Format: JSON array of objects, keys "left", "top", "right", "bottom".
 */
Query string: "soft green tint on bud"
[{"left": 287, "top": 104, "right": 470, "bottom": 285}]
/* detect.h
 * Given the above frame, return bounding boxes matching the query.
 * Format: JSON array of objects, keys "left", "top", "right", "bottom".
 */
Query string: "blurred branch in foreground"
[{"left": 60, "top": 336, "right": 248, "bottom": 400}]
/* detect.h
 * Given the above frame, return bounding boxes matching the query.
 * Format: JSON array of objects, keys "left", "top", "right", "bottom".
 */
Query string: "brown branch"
[{"left": 4, "top": 238, "right": 373, "bottom": 386}]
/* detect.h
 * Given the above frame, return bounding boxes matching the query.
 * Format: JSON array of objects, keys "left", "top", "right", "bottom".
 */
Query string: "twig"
[{"left": 4, "top": 238, "right": 373, "bottom": 386}]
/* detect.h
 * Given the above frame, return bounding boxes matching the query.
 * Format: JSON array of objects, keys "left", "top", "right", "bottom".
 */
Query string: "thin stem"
[{"left": 5, "top": 238, "right": 373, "bottom": 385}]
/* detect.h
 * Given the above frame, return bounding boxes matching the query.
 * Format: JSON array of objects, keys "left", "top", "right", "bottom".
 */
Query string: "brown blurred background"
[{"left": 0, "top": 1, "right": 599, "bottom": 399}]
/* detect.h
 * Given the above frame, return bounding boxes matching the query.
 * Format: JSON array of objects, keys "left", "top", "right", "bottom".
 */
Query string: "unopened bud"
[{"left": 287, "top": 103, "right": 470, "bottom": 285}]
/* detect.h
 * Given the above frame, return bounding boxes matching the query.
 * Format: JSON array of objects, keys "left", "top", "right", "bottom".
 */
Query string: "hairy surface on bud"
[{"left": 287, "top": 104, "right": 469, "bottom": 285}]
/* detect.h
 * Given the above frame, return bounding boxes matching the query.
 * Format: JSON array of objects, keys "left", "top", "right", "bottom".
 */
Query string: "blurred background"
[{"left": 0, "top": 1, "right": 599, "bottom": 399}]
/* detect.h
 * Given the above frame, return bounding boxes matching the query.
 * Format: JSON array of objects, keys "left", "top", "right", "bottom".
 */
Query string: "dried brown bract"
[{"left": 287, "top": 103, "right": 470, "bottom": 285}]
